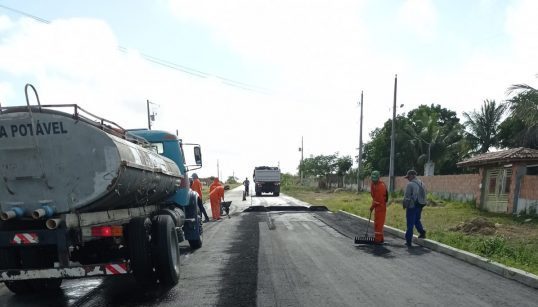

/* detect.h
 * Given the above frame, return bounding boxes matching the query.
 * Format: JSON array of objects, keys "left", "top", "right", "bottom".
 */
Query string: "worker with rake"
[{"left": 370, "top": 170, "right": 388, "bottom": 244}]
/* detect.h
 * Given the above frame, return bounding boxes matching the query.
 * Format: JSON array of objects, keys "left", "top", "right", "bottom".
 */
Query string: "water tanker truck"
[{"left": 0, "top": 84, "right": 204, "bottom": 294}]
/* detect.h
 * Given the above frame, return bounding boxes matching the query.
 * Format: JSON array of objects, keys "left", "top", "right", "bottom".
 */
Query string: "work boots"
[{"left": 418, "top": 231, "right": 426, "bottom": 239}]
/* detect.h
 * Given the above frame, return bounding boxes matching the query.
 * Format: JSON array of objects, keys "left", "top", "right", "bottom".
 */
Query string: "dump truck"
[
  {"left": 0, "top": 84, "right": 204, "bottom": 294},
  {"left": 253, "top": 166, "right": 281, "bottom": 196}
]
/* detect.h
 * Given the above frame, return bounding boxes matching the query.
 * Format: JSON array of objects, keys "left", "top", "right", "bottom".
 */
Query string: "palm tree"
[
  {"left": 404, "top": 110, "right": 464, "bottom": 174},
  {"left": 506, "top": 83, "right": 538, "bottom": 128},
  {"left": 463, "top": 99, "right": 506, "bottom": 154},
  {"left": 500, "top": 80, "right": 538, "bottom": 148}
]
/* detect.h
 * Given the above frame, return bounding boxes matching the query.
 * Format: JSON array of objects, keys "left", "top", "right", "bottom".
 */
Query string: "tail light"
[{"left": 91, "top": 226, "right": 123, "bottom": 237}]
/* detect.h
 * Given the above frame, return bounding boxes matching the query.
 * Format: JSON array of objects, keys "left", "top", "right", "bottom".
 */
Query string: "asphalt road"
[{"left": 0, "top": 187, "right": 537, "bottom": 306}]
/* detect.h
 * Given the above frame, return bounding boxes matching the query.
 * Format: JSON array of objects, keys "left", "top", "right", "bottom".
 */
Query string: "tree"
[
  {"left": 299, "top": 154, "right": 337, "bottom": 178},
  {"left": 335, "top": 156, "right": 353, "bottom": 176},
  {"left": 335, "top": 156, "right": 353, "bottom": 188},
  {"left": 463, "top": 99, "right": 506, "bottom": 153},
  {"left": 404, "top": 104, "right": 466, "bottom": 175},
  {"left": 363, "top": 104, "right": 466, "bottom": 176},
  {"left": 363, "top": 115, "right": 417, "bottom": 176},
  {"left": 499, "top": 83, "right": 538, "bottom": 149},
  {"left": 298, "top": 153, "right": 352, "bottom": 188},
  {"left": 226, "top": 176, "right": 237, "bottom": 184}
]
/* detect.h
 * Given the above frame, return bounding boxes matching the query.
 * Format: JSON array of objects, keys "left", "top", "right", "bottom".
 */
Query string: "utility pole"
[
  {"left": 146, "top": 100, "right": 151, "bottom": 130},
  {"left": 217, "top": 160, "right": 220, "bottom": 180},
  {"left": 357, "top": 91, "right": 364, "bottom": 193},
  {"left": 389, "top": 74, "right": 398, "bottom": 193},
  {"left": 299, "top": 136, "right": 304, "bottom": 184},
  {"left": 146, "top": 100, "right": 158, "bottom": 130}
]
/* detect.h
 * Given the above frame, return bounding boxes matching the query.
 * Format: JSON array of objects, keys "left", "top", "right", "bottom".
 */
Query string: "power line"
[
  {"left": 0, "top": 4, "right": 272, "bottom": 94},
  {"left": 0, "top": 4, "right": 50, "bottom": 24}
]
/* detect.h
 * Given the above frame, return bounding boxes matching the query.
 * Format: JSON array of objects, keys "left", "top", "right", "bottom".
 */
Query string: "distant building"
[{"left": 457, "top": 147, "right": 538, "bottom": 215}]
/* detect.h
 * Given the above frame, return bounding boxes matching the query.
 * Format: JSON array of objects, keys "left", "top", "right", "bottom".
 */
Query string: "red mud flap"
[{"left": 0, "top": 262, "right": 129, "bottom": 281}]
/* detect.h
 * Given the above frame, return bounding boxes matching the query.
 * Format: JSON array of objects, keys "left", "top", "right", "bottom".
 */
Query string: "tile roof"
[{"left": 457, "top": 147, "right": 538, "bottom": 167}]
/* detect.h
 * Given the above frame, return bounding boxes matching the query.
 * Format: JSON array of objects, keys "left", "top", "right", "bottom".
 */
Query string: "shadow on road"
[{"left": 355, "top": 244, "right": 395, "bottom": 258}]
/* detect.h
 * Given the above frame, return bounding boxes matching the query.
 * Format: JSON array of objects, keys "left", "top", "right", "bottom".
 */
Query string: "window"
[
  {"left": 527, "top": 165, "right": 538, "bottom": 175},
  {"left": 151, "top": 142, "right": 164, "bottom": 154},
  {"left": 488, "top": 177, "right": 497, "bottom": 194}
]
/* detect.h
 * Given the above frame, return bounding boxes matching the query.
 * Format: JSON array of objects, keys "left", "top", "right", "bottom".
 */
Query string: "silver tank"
[{"left": 0, "top": 107, "right": 182, "bottom": 215}]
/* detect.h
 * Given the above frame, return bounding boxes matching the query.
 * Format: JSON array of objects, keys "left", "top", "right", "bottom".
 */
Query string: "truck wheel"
[
  {"left": 153, "top": 215, "right": 180, "bottom": 286},
  {"left": 189, "top": 236, "right": 202, "bottom": 249},
  {"left": 128, "top": 217, "right": 156, "bottom": 285},
  {"left": 188, "top": 213, "right": 203, "bottom": 249},
  {"left": 0, "top": 249, "right": 33, "bottom": 295},
  {"left": 274, "top": 192, "right": 280, "bottom": 196}
]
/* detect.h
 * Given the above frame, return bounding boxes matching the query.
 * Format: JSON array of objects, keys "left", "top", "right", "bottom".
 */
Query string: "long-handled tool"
[{"left": 354, "top": 210, "right": 376, "bottom": 244}]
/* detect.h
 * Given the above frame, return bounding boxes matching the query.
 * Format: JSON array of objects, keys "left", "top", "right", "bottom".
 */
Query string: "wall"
[
  {"left": 362, "top": 174, "right": 482, "bottom": 203},
  {"left": 517, "top": 175, "right": 538, "bottom": 215}
]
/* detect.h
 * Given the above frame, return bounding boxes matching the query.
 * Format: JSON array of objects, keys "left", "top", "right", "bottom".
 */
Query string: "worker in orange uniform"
[
  {"left": 209, "top": 177, "right": 221, "bottom": 193},
  {"left": 209, "top": 185, "right": 225, "bottom": 221},
  {"left": 190, "top": 173, "right": 210, "bottom": 223},
  {"left": 370, "top": 170, "right": 388, "bottom": 244}
]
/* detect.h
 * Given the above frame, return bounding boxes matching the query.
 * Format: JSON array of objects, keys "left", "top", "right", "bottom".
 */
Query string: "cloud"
[
  {"left": 397, "top": 0, "right": 438, "bottom": 39},
  {"left": 505, "top": 0, "right": 538, "bottom": 65},
  {"left": 0, "top": 15, "right": 13, "bottom": 32},
  {"left": 0, "top": 15, "right": 285, "bottom": 179}
]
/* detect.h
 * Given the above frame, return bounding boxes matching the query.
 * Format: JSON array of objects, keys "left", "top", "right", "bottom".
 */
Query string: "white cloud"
[
  {"left": 505, "top": 0, "right": 538, "bottom": 66},
  {"left": 1, "top": 0, "right": 537, "bottom": 181},
  {"left": 398, "top": 0, "right": 438, "bottom": 39},
  {"left": 0, "top": 15, "right": 13, "bottom": 31}
]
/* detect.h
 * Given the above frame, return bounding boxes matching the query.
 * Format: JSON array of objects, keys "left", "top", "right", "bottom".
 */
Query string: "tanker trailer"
[{"left": 0, "top": 84, "right": 204, "bottom": 294}]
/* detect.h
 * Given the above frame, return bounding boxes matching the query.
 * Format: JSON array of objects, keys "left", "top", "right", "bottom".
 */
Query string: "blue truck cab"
[{"left": 127, "top": 129, "right": 204, "bottom": 248}]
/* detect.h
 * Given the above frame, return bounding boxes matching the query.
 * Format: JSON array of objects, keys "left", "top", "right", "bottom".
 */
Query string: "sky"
[{"left": 0, "top": 0, "right": 537, "bottom": 180}]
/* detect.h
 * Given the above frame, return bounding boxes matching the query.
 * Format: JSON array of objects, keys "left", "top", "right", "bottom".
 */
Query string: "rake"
[{"left": 354, "top": 210, "right": 376, "bottom": 244}]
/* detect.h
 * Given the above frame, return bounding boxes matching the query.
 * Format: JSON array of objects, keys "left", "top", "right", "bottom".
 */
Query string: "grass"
[{"left": 283, "top": 184, "right": 538, "bottom": 275}]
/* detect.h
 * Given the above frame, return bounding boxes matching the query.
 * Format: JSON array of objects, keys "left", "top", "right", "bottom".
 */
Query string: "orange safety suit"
[
  {"left": 191, "top": 178, "right": 203, "bottom": 200},
  {"left": 209, "top": 185, "right": 224, "bottom": 220},
  {"left": 370, "top": 180, "right": 388, "bottom": 243},
  {"left": 209, "top": 178, "right": 221, "bottom": 193}
]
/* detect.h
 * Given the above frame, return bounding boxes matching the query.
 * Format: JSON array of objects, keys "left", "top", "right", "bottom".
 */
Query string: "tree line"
[{"left": 298, "top": 79, "right": 538, "bottom": 180}]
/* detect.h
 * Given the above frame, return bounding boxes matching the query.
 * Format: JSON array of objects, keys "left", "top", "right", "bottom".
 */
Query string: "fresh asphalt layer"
[{"left": 0, "top": 187, "right": 537, "bottom": 306}]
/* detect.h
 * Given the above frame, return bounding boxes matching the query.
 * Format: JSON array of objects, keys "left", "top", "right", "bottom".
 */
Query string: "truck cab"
[{"left": 127, "top": 129, "right": 203, "bottom": 245}]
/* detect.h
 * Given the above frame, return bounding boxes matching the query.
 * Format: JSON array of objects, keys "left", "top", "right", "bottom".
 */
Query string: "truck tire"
[
  {"left": 153, "top": 215, "right": 180, "bottom": 286},
  {"left": 189, "top": 236, "right": 203, "bottom": 249},
  {"left": 188, "top": 212, "right": 203, "bottom": 249},
  {"left": 0, "top": 249, "right": 33, "bottom": 295},
  {"left": 128, "top": 217, "right": 156, "bottom": 285}
]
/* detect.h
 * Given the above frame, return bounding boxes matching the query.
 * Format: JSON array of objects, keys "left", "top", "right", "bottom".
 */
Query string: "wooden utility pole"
[
  {"left": 146, "top": 100, "right": 151, "bottom": 130},
  {"left": 389, "top": 75, "right": 398, "bottom": 193},
  {"left": 357, "top": 91, "right": 364, "bottom": 192},
  {"left": 300, "top": 136, "right": 304, "bottom": 184}
]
